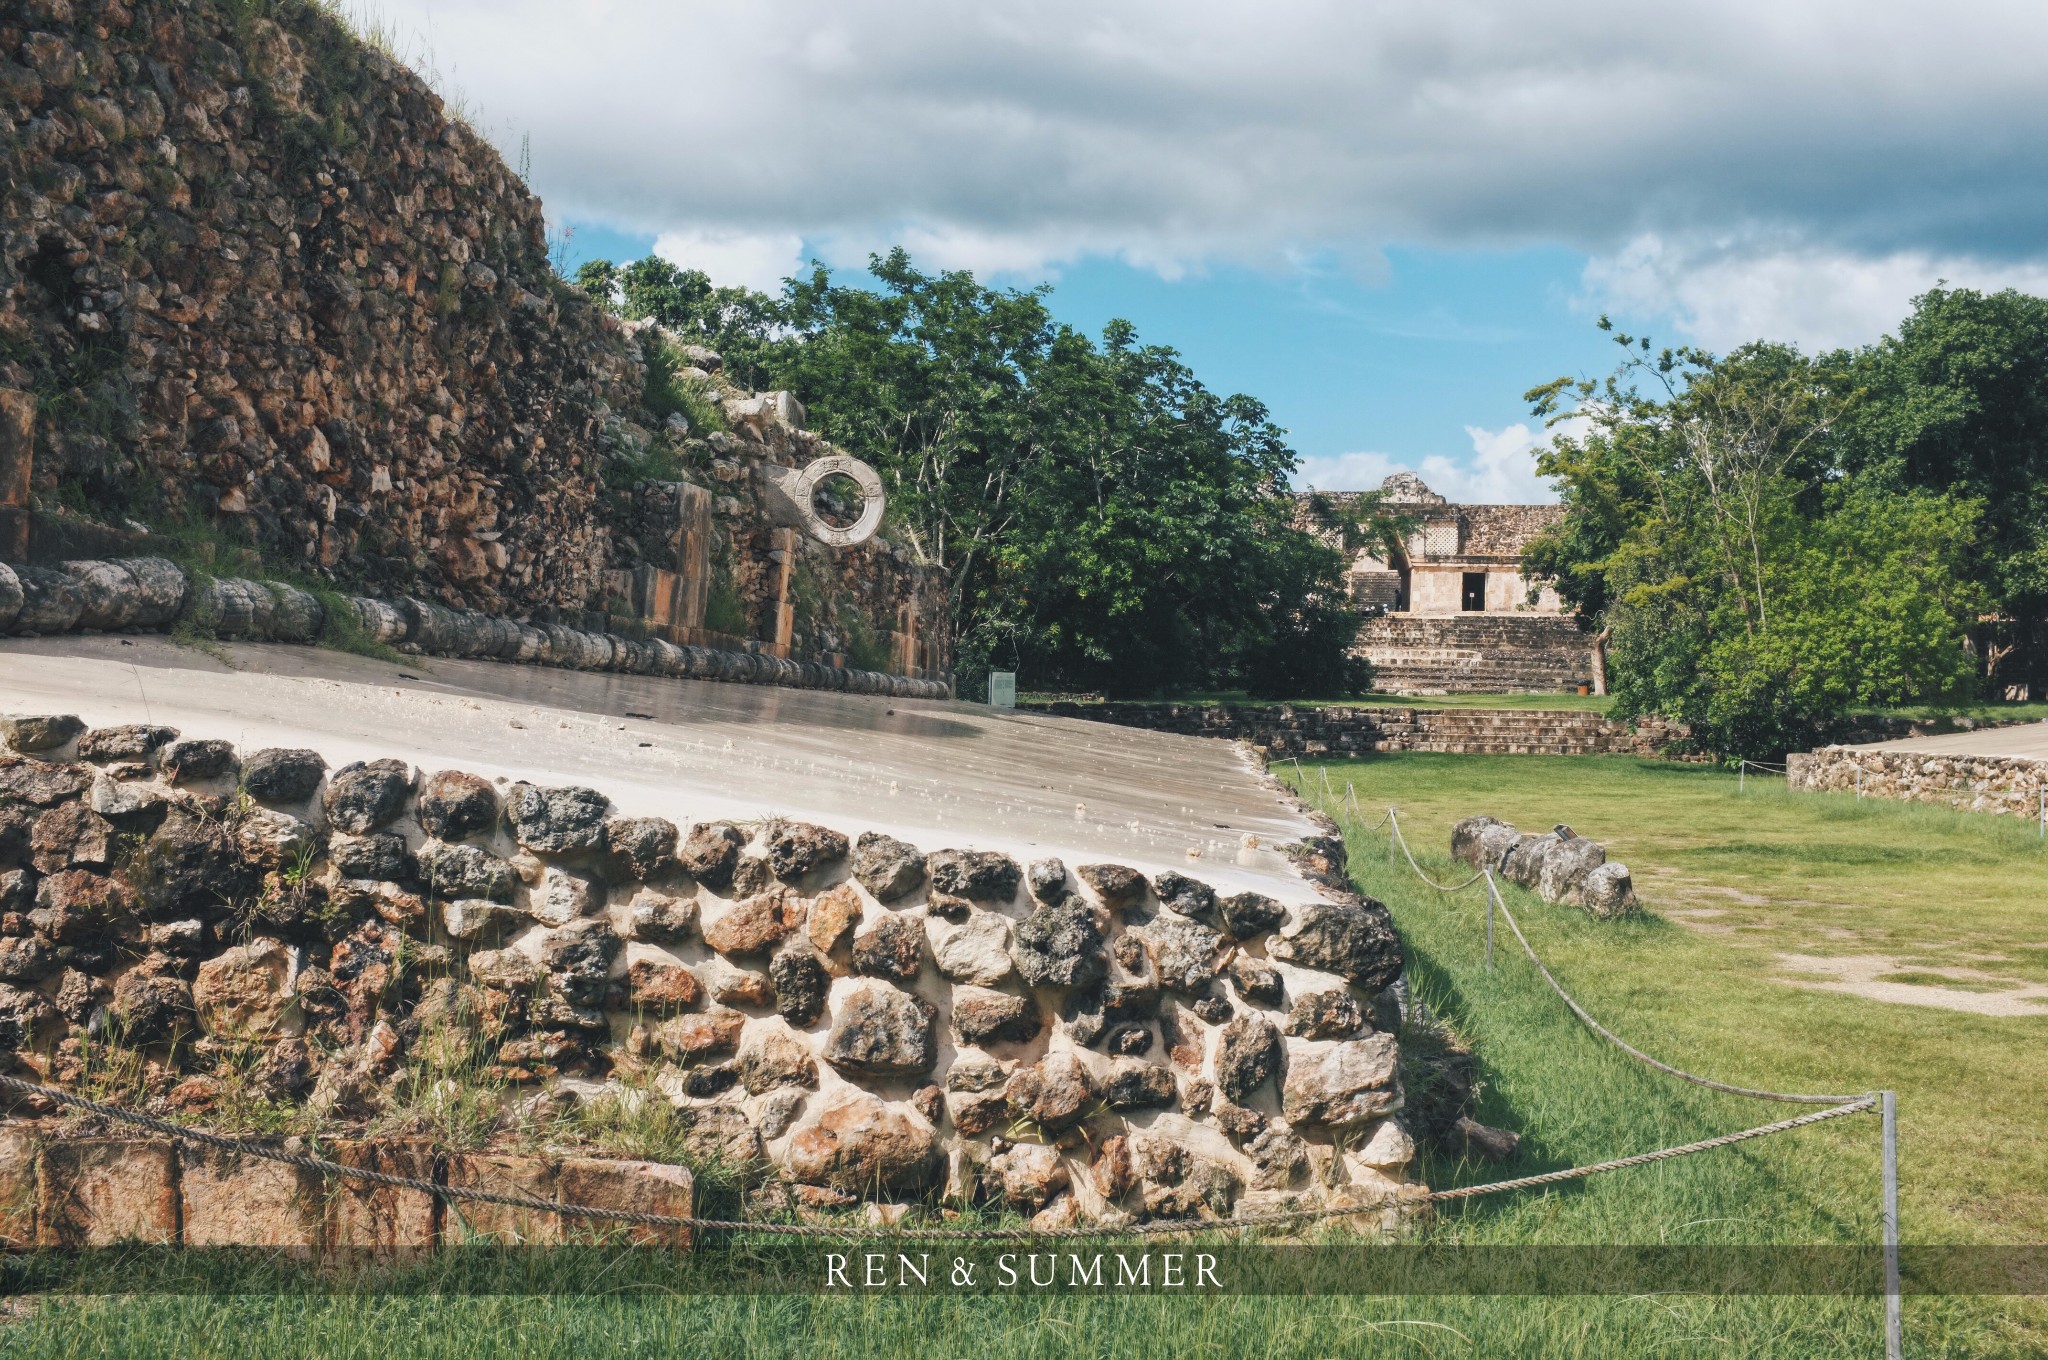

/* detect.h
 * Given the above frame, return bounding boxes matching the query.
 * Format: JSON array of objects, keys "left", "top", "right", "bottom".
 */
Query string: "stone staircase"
[{"left": 1356, "top": 613, "right": 1592, "bottom": 694}]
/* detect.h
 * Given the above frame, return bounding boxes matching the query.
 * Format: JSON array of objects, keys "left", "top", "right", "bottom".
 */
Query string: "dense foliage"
[
  {"left": 1525, "top": 311, "right": 2000, "bottom": 758},
  {"left": 1831, "top": 287, "right": 2048, "bottom": 696},
  {"left": 576, "top": 250, "right": 1367, "bottom": 698}
]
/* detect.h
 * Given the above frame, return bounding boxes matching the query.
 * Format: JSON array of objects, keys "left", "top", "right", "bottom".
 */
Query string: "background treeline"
[
  {"left": 576, "top": 249, "right": 1371, "bottom": 700},
  {"left": 1526, "top": 287, "right": 2048, "bottom": 757}
]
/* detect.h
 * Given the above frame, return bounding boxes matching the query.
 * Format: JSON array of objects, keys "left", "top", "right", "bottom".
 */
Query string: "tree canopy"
[
  {"left": 576, "top": 250, "right": 1366, "bottom": 698},
  {"left": 1525, "top": 311, "right": 1999, "bottom": 757}
]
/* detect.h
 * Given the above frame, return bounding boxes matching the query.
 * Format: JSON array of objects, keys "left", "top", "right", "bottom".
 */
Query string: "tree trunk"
[{"left": 1590, "top": 625, "right": 1613, "bottom": 696}]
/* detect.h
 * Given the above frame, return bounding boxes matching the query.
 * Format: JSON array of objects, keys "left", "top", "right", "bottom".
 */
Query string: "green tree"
[
  {"left": 1527, "top": 323, "right": 1983, "bottom": 757},
  {"left": 574, "top": 247, "right": 1362, "bottom": 698},
  {"left": 1832, "top": 286, "right": 2048, "bottom": 694}
]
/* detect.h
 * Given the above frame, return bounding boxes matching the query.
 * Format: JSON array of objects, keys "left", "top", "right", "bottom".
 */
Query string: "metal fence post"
[
  {"left": 1882, "top": 1090, "right": 1902, "bottom": 1360},
  {"left": 1484, "top": 875, "right": 1496, "bottom": 971}
]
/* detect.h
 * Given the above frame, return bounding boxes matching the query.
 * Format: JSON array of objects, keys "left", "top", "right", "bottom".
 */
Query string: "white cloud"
[
  {"left": 652, "top": 228, "right": 805, "bottom": 295},
  {"left": 365, "top": 0, "right": 2048, "bottom": 297},
  {"left": 1294, "top": 422, "right": 1565, "bottom": 503},
  {"left": 1584, "top": 234, "right": 2048, "bottom": 353}
]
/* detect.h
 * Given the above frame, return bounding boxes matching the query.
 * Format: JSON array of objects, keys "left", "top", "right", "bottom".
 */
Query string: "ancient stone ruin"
[
  {"left": 0, "top": 716, "right": 1423, "bottom": 1235},
  {"left": 1450, "top": 815, "right": 1639, "bottom": 919},
  {"left": 0, "top": 0, "right": 947, "bottom": 685},
  {"left": 0, "top": 555, "right": 948, "bottom": 699},
  {"left": 1303, "top": 474, "right": 1595, "bottom": 693}
]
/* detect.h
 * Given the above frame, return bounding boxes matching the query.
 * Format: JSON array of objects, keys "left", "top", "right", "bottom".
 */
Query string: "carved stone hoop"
[{"left": 762, "top": 454, "right": 886, "bottom": 548}]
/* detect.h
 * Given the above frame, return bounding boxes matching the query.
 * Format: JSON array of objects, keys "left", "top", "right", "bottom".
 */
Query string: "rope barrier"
[
  {"left": 0, "top": 1071, "right": 1871, "bottom": 1242},
  {"left": 0, "top": 774, "right": 1885, "bottom": 1255},
  {"left": 1386, "top": 810, "right": 1486, "bottom": 893},
  {"left": 1476, "top": 874, "right": 1865, "bottom": 1106},
  {"left": 1321, "top": 779, "right": 1896, "bottom": 1352}
]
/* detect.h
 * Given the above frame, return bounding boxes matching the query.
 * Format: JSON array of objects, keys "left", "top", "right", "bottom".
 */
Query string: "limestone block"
[
  {"left": 36, "top": 1138, "right": 178, "bottom": 1246},
  {"left": 0, "top": 1125, "right": 34, "bottom": 1248},
  {"left": 442, "top": 1153, "right": 562, "bottom": 1245},
  {"left": 323, "top": 1139, "right": 439, "bottom": 1251},
  {"left": 180, "top": 1144, "right": 326, "bottom": 1247},
  {"left": 555, "top": 1158, "right": 693, "bottom": 1248}
]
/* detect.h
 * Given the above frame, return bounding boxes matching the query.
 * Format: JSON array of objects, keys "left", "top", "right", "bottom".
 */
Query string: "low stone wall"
[
  {"left": 0, "top": 713, "right": 1419, "bottom": 1230},
  {"left": 0, "top": 1129, "right": 691, "bottom": 1249},
  {"left": 0, "top": 557, "right": 950, "bottom": 700},
  {"left": 1020, "top": 701, "right": 1696, "bottom": 759},
  {"left": 1787, "top": 747, "right": 2048, "bottom": 818}
]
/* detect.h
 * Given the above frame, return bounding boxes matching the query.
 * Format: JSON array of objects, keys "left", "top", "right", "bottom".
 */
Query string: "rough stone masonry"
[
  {"left": 0, "top": 0, "right": 947, "bottom": 679},
  {"left": 0, "top": 713, "right": 1423, "bottom": 1234}
]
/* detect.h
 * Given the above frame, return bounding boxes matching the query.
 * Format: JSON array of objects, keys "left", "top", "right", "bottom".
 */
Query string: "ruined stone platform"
[{"left": 0, "top": 635, "right": 1315, "bottom": 896}]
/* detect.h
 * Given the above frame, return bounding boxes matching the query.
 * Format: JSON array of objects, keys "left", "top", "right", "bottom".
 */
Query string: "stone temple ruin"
[
  {"left": 1309, "top": 474, "right": 1596, "bottom": 694},
  {"left": 0, "top": 706, "right": 1423, "bottom": 1243},
  {"left": 0, "top": 0, "right": 1460, "bottom": 1247}
]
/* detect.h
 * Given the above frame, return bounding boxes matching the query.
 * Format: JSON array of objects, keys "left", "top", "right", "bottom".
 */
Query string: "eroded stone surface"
[
  {"left": 416, "top": 771, "right": 499, "bottom": 842},
  {"left": 822, "top": 984, "right": 936, "bottom": 1077},
  {"left": 1268, "top": 900, "right": 1403, "bottom": 991},
  {"left": 1077, "top": 863, "right": 1145, "bottom": 909},
  {"left": 1215, "top": 1013, "right": 1281, "bottom": 1104},
  {"left": 702, "top": 890, "right": 804, "bottom": 958},
  {"left": 786, "top": 1092, "right": 936, "bottom": 1194},
  {"left": 930, "top": 911, "right": 1014, "bottom": 986},
  {"left": 950, "top": 986, "right": 1042, "bottom": 1046},
  {"left": 852, "top": 832, "right": 925, "bottom": 902},
  {"left": 504, "top": 783, "right": 609, "bottom": 854},
  {"left": 1280, "top": 1034, "right": 1402, "bottom": 1129},
  {"left": 1013, "top": 900, "right": 1106, "bottom": 989},
  {"left": 240, "top": 749, "right": 327, "bottom": 805},
  {"left": 851, "top": 912, "right": 923, "bottom": 980},
  {"left": 678, "top": 823, "right": 745, "bottom": 888},
  {"left": 928, "top": 849, "right": 1021, "bottom": 902},
  {"left": 324, "top": 760, "right": 414, "bottom": 834}
]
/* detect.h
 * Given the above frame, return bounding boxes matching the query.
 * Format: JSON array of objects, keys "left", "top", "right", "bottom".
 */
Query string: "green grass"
[
  {"left": 1031, "top": 691, "right": 2048, "bottom": 726},
  {"left": 1850, "top": 700, "right": 2048, "bottom": 727},
  {"left": 1026, "top": 689, "right": 1620, "bottom": 712},
  {"left": 4, "top": 756, "right": 2042, "bottom": 1356}
]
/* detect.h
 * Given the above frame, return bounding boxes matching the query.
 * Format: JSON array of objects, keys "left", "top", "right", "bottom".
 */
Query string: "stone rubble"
[{"left": 1451, "top": 814, "right": 1640, "bottom": 919}]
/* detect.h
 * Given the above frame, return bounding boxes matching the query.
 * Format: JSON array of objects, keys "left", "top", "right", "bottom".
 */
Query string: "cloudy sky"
[{"left": 365, "top": 0, "right": 2048, "bottom": 500}]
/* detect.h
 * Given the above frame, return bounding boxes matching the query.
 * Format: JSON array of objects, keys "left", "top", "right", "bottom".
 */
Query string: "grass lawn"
[
  {"left": 1026, "top": 689, "right": 1620, "bottom": 712},
  {"left": 1032, "top": 691, "right": 2048, "bottom": 727},
  {"left": 3, "top": 756, "right": 2042, "bottom": 1356}
]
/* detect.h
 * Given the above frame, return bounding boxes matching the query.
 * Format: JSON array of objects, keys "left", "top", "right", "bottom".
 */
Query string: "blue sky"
[
  {"left": 557, "top": 224, "right": 1621, "bottom": 499},
  {"left": 377, "top": 0, "right": 2048, "bottom": 502}
]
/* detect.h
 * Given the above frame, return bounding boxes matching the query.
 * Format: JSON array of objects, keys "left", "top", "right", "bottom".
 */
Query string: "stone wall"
[
  {"left": 1020, "top": 700, "right": 1698, "bottom": 759},
  {"left": 0, "top": 556, "right": 950, "bottom": 699},
  {"left": 0, "top": 713, "right": 1420, "bottom": 1228},
  {"left": 0, "top": 1128, "right": 693, "bottom": 1248},
  {"left": 1787, "top": 746, "right": 2048, "bottom": 818},
  {"left": 0, "top": 0, "right": 640, "bottom": 607},
  {"left": 0, "top": 0, "right": 946, "bottom": 678}
]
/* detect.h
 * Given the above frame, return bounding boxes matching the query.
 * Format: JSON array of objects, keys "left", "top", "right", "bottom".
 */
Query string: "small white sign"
[{"left": 987, "top": 671, "right": 1017, "bottom": 708}]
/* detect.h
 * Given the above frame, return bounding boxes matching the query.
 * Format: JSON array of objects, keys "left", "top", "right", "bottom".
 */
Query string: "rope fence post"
[
  {"left": 1883, "top": 1089, "right": 1902, "bottom": 1360},
  {"left": 1739, "top": 761, "right": 1746, "bottom": 795},
  {"left": 1856, "top": 765, "right": 1864, "bottom": 800},
  {"left": 1484, "top": 871, "right": 1496, "bottom": 970}
]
